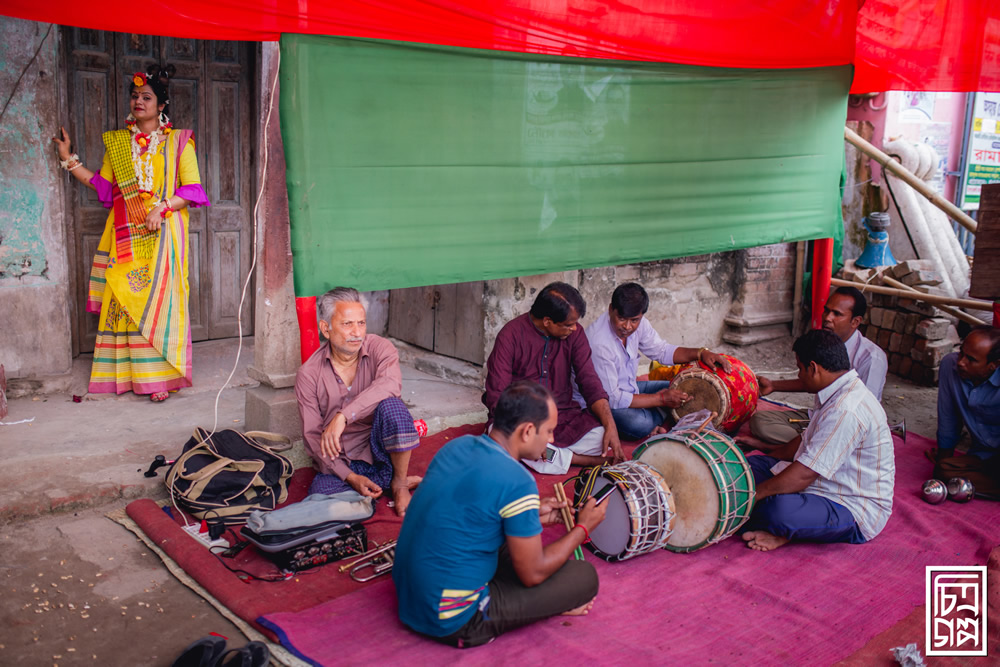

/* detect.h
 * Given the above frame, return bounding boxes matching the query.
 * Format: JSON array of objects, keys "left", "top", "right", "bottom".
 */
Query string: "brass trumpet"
[{"left": 338, "top": 540, "right": 396, "bottom": 582}]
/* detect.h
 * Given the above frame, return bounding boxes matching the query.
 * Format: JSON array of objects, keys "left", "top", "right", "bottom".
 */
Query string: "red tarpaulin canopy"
[{"left": 2, "top": 0, "right": 998, "bottom": 92}]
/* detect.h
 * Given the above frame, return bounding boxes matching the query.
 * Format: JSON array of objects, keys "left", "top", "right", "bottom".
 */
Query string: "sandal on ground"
[
  {"left": 215, "top": 642, "right": 270, "bottom": 667},
  {"left": 151, "top": 391, "right": 170, "bottom": 403},
  {"left": 170, "top": 635, "right": 227, "bottom": 667}
]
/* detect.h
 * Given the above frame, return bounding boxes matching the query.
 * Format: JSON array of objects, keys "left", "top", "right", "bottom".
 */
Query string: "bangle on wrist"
[
  {"left": 67, "top": 162, "right": 83, "bottom": 172},
  {"left": 575, "top": 523, "right": 591, "bottom": 544},
  {"left": 59, "top": 153, "right": 80, "bottom": 170},
  {"left": 697, "top": 347, "right": 708, "bottom": 363},
  {"left": 159, "top": 202, "right": 175, "bottom": 219}
]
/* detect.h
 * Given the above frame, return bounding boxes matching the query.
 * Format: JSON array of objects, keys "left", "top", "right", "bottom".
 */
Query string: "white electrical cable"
[
  {"left": 173, "top": 48, "right": 282, "bottom": 531},
  {"left": 208, "top": 46, "right": 281, "bottom": 438}
]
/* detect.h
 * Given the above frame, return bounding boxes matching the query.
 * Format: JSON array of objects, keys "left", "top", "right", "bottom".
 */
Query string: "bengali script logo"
[{"left": 925, "top": 566, "right": 987, "bottom": 656}]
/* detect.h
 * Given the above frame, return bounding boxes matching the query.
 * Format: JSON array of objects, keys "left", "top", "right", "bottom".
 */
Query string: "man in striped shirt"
[
  {"left": 394, "top": 381, "right": 607, "bottom": 646},
  {"left": 741, "top": 329, "right": 895, "bottom": 552}
]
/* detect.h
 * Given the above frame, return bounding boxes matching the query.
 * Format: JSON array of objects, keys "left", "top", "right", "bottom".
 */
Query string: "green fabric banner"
[{"left": 279, "top": 35, "right": 851, "bottom": 296}]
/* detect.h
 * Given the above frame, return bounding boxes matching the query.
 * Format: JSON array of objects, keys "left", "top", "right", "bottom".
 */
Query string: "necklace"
[{"left": 126, "top": 113, "right": 172, "bottom": 205}]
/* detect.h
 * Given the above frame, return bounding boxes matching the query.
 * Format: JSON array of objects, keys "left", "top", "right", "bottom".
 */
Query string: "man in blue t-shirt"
[{"left": 393, "top": 381, "right": 607, "bottom": 647}]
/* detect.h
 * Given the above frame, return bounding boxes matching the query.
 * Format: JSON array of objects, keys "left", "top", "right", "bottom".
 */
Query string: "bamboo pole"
[
  {"left": 831, "top": 277, "right": 992, "bottom": 311},
  {"left": 879, "top": 275, "right": 986, "bottom": 326},
  {"left": 791, "top": 240, "right": 806, "bottom": 335},
  {"left": 844, "top": 127, "right": 978, "bottom": 234}
]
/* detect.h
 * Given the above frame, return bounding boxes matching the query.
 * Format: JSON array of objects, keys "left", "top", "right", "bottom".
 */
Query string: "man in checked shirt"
[{"left": 741, "top": 329, "right": 895, "bottom": 552}]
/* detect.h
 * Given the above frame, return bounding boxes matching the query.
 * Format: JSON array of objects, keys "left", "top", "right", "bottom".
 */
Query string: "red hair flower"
[{"left": 132, "top": 72, "right": 148, "bottom": 87}]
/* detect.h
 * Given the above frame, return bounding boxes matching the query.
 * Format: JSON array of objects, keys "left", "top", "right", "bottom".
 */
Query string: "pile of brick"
[{"left": 840, "top": 259, "right": 960, "bottom": 386}]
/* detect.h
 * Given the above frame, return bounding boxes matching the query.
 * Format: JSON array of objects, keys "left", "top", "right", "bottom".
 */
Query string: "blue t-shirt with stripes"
[{"left": 393, "top": 434, "right": 541, "bottom": 637}]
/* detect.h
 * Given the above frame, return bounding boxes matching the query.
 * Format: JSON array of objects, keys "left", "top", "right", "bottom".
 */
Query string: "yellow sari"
[{"left": 87, "top": 129, "right": 202, "bottom": 395}]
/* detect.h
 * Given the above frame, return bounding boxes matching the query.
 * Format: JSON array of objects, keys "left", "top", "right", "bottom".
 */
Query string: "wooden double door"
[
  {"left": 63, "top": 28, "right": 255, "bottom": 353},
  {"left": 387, "top": 282, "right": 486, "bottom": 365}
]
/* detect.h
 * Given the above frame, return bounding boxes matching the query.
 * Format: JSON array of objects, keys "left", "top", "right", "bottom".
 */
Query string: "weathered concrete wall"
[
  {"left": 483, "top": 251, "right": 745, "bottom": 364},
  {"left": 0, "top": 18, "right": 72, "bottom": 378}
]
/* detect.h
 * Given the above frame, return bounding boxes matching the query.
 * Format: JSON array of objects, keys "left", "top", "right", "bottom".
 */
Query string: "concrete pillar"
[{"left": 244, "top": 43, "right": 302, "bottom": 438}]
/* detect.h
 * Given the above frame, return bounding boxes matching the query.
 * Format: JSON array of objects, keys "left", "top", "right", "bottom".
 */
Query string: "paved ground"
[{"left": 0, "top": 335, "right": 942, "bottom": 665}]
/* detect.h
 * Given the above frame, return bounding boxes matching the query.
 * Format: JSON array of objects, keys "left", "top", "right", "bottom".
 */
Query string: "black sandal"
[
  {"left": 171, "top": 635, "right": 227, "bottom": 667},
  {"left": 215, "top": 642, "right": 270, "bottom": 667}
]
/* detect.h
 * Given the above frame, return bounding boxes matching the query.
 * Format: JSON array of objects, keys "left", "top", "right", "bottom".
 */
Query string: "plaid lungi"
[{"left": 309, "top": 397, "right": 420, "bottom": 495}]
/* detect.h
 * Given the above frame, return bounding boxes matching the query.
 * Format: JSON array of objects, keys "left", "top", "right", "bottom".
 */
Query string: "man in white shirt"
[
  {"left": 741, "top": 329, "right": 895, "bottom": 552},
  {"left": 575, "top": 282, "right": 731, "bottom": 440},
  {"left": 750, "top": 286, "right": 887, "bottom": 446}
]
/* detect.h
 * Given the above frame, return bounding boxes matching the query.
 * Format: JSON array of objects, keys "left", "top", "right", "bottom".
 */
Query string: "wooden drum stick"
[
  {"left": 696, "top": 412, "right": 718, "bottom": 433},
  {"left": 552, "top": 482, "right": 575, "bottom": 531}
]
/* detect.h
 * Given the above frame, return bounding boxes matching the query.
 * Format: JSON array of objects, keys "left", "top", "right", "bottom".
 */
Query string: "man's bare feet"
[
  {"left": 742, "top": 531, "right": 790, "bottom": 552},
  {"left": 405, "top": 475, "right": 422, "bottom": 490},
  {"left": 391, "top": 481, "right": 414, "bottom": 517},
  {"left": 561, "top": 598, "right": 596, "bottom": 616},
  {"left": 651, "top": 425, "right": 668, "bottom": 436}
]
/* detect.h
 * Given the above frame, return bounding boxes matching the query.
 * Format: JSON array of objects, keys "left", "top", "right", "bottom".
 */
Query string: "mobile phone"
[
  {"left": 542, "top": 446, "right": 557, "bottom": 463},
  {"left": 591, "top": 483, "right": 616, "bottom": 505}
]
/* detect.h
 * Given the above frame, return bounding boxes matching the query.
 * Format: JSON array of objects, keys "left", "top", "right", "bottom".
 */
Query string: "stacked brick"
[{"left": 841, "top": 259, "right": 960, "bottom": 386}]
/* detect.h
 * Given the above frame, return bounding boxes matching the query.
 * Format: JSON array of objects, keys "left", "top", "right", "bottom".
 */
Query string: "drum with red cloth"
[{"left": 669, "top": 355, "right": 759, "bottom": 433}]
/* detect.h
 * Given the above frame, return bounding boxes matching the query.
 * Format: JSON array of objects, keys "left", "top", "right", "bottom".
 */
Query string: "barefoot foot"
[
  {"left": 391, "top": 482, "right": 413, "bottom": 517},
  {"left": 742, "top": 531, "right": 790, "bottom": 552},
  {"left": 651, "top": 425, "right": 668, "bottom": 436},
  {"left": 562, "top": 598, "right": 596, "bottom": 616},
  {"left": 405, "top": 475, "right": 422, "bottom": 490}
]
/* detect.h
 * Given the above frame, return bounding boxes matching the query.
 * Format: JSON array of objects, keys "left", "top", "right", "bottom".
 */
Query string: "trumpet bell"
[{"left": 888, "top": 418, "right": 906, "bottom": 444}]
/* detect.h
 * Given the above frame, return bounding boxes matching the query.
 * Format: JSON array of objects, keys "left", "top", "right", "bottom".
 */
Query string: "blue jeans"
[
  {"left": 743, "top": 455, "right": 866, "bottom": 544},
  {"left": 611, "top": 381, "right": 672, "bottom": 441}
]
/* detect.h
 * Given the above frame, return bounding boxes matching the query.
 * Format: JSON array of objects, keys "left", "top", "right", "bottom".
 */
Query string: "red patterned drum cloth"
[{"left": 669, "top": 354, "right": 759, "bottom": 432}]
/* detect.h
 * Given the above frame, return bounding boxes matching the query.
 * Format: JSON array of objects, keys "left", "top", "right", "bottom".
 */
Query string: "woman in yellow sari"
[{"left": 53, "top": 65, "right": 209, "bottom": 402}]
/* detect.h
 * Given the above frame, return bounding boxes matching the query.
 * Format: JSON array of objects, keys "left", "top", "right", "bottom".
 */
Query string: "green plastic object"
[{"left": 279, "top": 35, "right": 851, "bottom": 296}]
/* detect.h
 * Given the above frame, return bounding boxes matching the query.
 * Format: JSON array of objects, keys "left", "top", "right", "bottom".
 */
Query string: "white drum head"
[
  {"left": 636, "top": 441, "right": 717, "bottom": 548},
  {"left": 586, "top": 477, "right": 630, "bottom": 558}
]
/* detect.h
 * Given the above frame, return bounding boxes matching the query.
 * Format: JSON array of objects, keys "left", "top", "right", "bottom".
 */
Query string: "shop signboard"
[{"left": 960, "top": 92, "right": 1000, "bottom": 210}]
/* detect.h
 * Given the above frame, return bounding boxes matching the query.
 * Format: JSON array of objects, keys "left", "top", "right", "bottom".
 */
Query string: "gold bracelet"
[{"left": 697, "top": 347, "right": 708, "bottom": 362}]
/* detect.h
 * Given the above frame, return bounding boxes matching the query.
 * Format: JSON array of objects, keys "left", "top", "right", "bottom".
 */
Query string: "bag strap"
[
  {"left": 244, "top": 431, "right": 293, "bottom": 452},
  {"left": 175, "top": 456, "right": 242, "bottom": 483}
]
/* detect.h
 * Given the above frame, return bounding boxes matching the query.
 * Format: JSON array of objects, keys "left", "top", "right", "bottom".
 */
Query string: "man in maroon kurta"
[{"left": 484, "top": 282, "right": 623, "bottom": 474}]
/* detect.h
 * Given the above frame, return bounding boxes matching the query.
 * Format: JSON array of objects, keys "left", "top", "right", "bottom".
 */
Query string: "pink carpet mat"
[{"left": 257, "top": 430, "right": 1000, "bottom": 665}]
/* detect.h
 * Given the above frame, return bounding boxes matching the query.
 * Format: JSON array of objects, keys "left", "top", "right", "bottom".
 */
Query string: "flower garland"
[{"left": 127, "top": 72, "right": 173, "bottom": 207}]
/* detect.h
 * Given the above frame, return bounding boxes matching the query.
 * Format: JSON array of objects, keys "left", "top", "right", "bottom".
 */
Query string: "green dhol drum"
[{"left": 632, "top": 428, "right": 755, "bottom": 553}]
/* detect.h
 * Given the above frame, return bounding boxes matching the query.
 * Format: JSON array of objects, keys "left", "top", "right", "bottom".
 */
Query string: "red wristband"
[
  {"left": 575, "top": 524, "right": 590, "bottom": 544},
  {"left": 160, "top": 203, "right": 175, "bottom": 219}
]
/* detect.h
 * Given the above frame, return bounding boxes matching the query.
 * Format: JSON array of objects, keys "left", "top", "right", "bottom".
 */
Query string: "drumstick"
[
  {"left": 696, "top": 412, "right": 718, "bottom": 433},
  {"left": 553, "top": 482, "right": 585, "bottom": 561},
  {"left": 552, "top": 482, "right": 575, "bottom": 530}
]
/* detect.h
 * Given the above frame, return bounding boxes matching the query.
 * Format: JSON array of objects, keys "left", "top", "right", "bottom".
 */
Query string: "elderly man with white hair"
[{"left": 295, "top": 287, "right": 421, "bottom": 516}]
